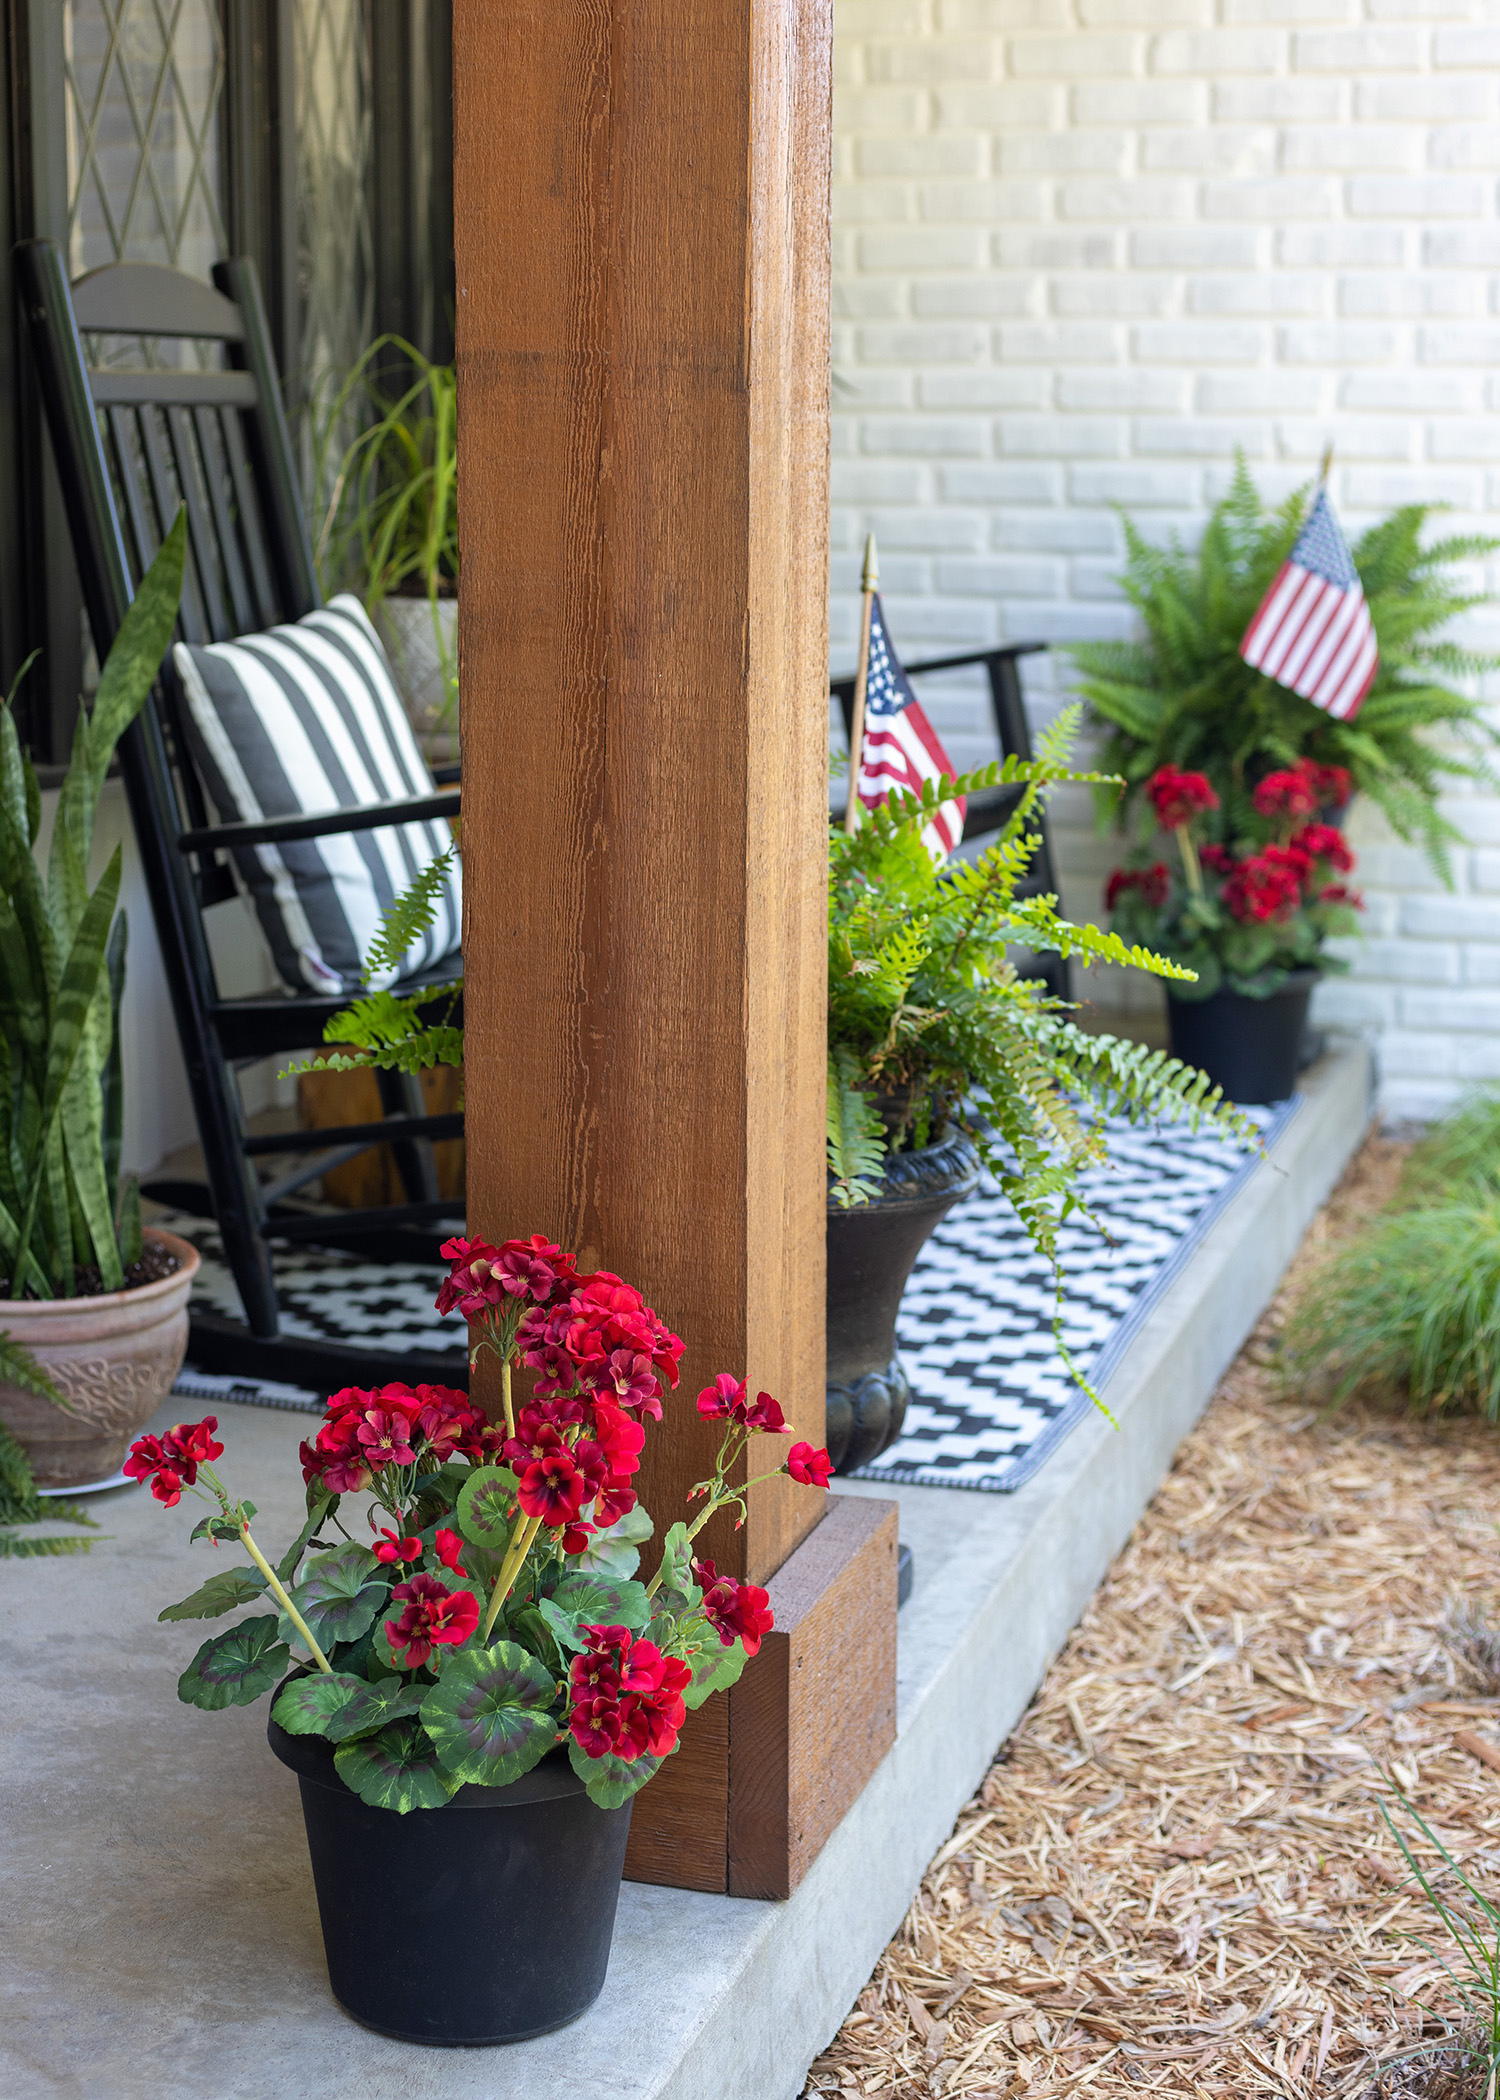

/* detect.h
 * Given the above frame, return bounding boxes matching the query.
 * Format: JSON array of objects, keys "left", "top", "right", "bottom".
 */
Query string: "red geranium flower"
[
  {"left": 373, "top": 1526, "right": 423, "bottom": 1565},
  {"left": 1262, "top": 841, "right": 1314, "bottom": 885},
  {"left": 1222, "top": 855, "right": 1302, "bottom": 925},
  {"left": 515, "top": 1441, "right": 587, "bottom": 1527},
  {"left": 1252, "top": 769, "right": 1318, "bottom": 821},
  {"left": 356, "top": 1407, "right": 418, "bottom": 1468},
  {"left": 1292, "top": 822, "right": 1354, "bottom": 874},
  {"left": 385, "top": 1574, "right": 480, "bottom": 1668},
  {"left": 166, "top": 1417, "right": 223, "bottom": 1468},
  {"left": 1104, "top": 862, "right": 1171, "bottom": 913},
  {"left": 593, "top": 1398, "right": 646, "bottom": 1481},
  {"left": 126, "top": 1417, "right": 224, "bottom": 1504},
  {"left": 433, "top": 1528, "right": 468, "bottom": 1574},
  {"left": 1146, "top": 766, "right": 1219, "bottom": 831},
  {"left": 693, "top": 1558, "right": 776, "bottom": 1658},
  {"left": 786, "top": 1441, "right": 834, "bottom": 1488},
  {"left": 1295, "top": 756, "right": 1352, "bottom": 810},
  {"left": 697, "top": 1373, "right": 746, "bottom": 1422},
  {"left": 567, "top": 1626, "right": 691, "bottom": 1761},
  {"left": 1318, "top": 883, "right": 1364, "bottom": 910},
  {"left": 435, "top": 1236, "right": 509, "bottom": 1319},
  {"left": 124, "top": 1435, "right": 184, "bottom": 1504},
  {"left": 493, "top": 1234, "right": 577, "bottom": 1304},
  {"left": 409, "top": 1386, "right": 476, "bottom": 1460},
  {"left": 1200, "top": 844, "right": 1235, "bottom": 876}
]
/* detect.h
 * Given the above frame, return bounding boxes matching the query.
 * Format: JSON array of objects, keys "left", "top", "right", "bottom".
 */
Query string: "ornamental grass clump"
[
  {"left": 137, "top": 1233, "right": 831, "bottom": 1813},
  {"left": 1072, "top": 454, "right": 1500, "bottom": 880},
  {"left": 1281, "top": 1093, "right": 1500, "bottom": 1419}
]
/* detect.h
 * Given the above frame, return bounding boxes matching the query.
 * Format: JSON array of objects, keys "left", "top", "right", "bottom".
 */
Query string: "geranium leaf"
[
  {"left": 158, "top": 1566, "right": 268, "bottom": 1622},
  {"left": 420, "top": 1639, "right": 559, "bottom": 1786},
  {"left": 683, "top": 1635, "right": 747, "bottom": 1711},
  {"left": 334, "top": 1720, "right": 460, "bottom": 1813},
  {"left": 455, "top": 1465, "right": 518, "bottom": 1549},
  {"left": 177, "top": 1615, "right": 290, "bottom": 1710},
  {"left": 575, "top": 1504, "right": 654, "bottom": 1580},
  {"left": 280, "top": 1542, "right": 387, "bottom": 1649},
  {"left": 538, "top": 1573, "right": 651, "bottom": 1655},
  {"left": 657, "top": 1520, "right": 693, "bottom": 1600},
  {"left": 273, "top": 1671, "right": 430, "bottom": 1742},
  {"left": 566, "top": 1734, "right": 665, "bottom": 1810}
]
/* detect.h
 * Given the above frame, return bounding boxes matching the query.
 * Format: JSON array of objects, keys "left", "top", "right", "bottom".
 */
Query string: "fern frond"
[
  {"left": 827, "top": 1049, "right": 886, "bottom": 1208},
  {"left": 360, "top": 845, "right": 457, "bottom": 986}
]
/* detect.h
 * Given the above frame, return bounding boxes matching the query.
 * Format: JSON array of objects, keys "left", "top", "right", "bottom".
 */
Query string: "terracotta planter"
[{"left": 0, "top": 1228, "right": 200, "bottom": 1487}]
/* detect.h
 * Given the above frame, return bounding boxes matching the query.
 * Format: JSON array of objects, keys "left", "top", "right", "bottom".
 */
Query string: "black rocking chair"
[
  {"left": 15, "top": 238, "right": 466, "bottom": 1390},
  {"left": 830, "top": 640, "right": 1069, "bottom": 1003}
]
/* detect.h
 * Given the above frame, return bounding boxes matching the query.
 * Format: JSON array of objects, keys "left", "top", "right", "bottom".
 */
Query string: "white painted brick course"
[{"left": 832, "top": 0, "right": 1500, "bottom": 1118}]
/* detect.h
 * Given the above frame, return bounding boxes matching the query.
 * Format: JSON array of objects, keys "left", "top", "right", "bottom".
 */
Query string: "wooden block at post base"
[{"left": 726, "top": 1494, "right": 899, "bottom": 1901}]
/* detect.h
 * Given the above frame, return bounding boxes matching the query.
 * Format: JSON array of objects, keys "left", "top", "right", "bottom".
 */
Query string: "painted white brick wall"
[{"left": 831, "top": 0, "right": 1500, "bottom": 1119}]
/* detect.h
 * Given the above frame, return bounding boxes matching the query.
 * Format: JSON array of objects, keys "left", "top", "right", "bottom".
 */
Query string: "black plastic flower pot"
[
  {"left": 826, "top": 1130, "right": 980, "bottom": 1474},
  {"left": 268, "top": 1717, "right": 632, "bottom": 2045},
  {"left": 1165, "top": 969, "right": 1319, "bottom": 1107}
]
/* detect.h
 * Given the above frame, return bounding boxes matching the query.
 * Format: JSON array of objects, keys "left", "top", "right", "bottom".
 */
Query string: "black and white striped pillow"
[{"left": 172, "top": 594, "right": 461, "bottom": 996}]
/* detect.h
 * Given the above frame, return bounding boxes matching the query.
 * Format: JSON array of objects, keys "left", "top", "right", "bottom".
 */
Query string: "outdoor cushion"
[{"left": 173, "top": 595, "right": 461, "bottom": 996}]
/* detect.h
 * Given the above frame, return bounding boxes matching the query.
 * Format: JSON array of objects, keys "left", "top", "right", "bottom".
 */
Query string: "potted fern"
[
  {"left": 825, "top": 713, "right": 1255, "bottom": 1469},
  {"left": 0, "top": 515, "right": 201, "bottom": 1489},
  {"left": 1071, "top": 456, "right": 1500, "bottom": 880}
]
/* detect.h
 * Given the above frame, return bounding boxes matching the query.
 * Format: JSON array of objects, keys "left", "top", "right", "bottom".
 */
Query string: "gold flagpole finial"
[
  {"left": 1319, "top": 442, "right": 1334, "bottom": 485},
  {"left": 861, "top": 532, "right": 879, "bottom": 593}
]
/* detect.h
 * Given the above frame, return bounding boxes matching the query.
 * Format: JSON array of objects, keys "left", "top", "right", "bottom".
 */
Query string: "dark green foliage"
[
  {"left": 1071, "top": 456, "right": 1500, "bottom": 878},
  {"left": 828, "top": 714, "right": 1259, "bottom": 1283},
  {"left": 177, "top": 1616, "right": 291, "bottom": 1710},
  {"left": 286, "top": 846, "right": 462, "bottom": 1082},
  {"left": 1281, "top": 1092, "right": 1500, "bottom": 1418},
  {"left": 416, "top": 1641, "right": 559, "bottom": 1788},
  {"left": 0, "top": 1331, "right": 97, "bottom": 1557},
  {"left": 0, "top": 514, "right": 186, "bottom": 1298}
]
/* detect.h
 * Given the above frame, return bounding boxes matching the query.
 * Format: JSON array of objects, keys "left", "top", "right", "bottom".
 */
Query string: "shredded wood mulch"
[{"left": 804, "top": 1133, "right": 1500, "bottom": 2100}]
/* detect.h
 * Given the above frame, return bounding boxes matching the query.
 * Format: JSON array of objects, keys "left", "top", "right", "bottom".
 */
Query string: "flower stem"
[
  {"left": 501, "top": 1355, "right": 515, "bottom": 1441},
  {"left": 240, "top": 1524, "right": 332, "bottom": 1673},
  {"left": 1175, "top": 823, "right": 1204, "bottom": 903},
  {"left": 482, "top": 1513, "right": 543, "bottom": 1642}
]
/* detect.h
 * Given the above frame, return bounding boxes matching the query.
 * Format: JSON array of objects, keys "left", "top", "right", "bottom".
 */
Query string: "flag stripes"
[
  {"left": 854, "top": 593, "right": 966, "bottom": 858},
  {"left": 1238, "top": 488, "right": 1378, "bottom": 722}
]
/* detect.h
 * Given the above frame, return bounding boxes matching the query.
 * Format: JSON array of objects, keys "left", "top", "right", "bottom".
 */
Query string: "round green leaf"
[
  {"left": 159, "top": 1566, "right": 268, "bottom": 1622},
  {"left": 280, "top": 1542, "right": 387, "bottom": 1649},
  {"left": 420, "top": 1639, "right": 559, "bottom": 1786},
  {"left": 178, "top": 1615, "right": 290, "bottom": 1711},
  {"left": 537, "top": 1573, "right": 651, "bottom": 1655},
  {"left": 455, "top": 1465, "right": 518, "bottom": 1549},
  {"left": 334, "top": 1720, "right": 460, "bottom": 1813},
  {"left": 271, "top": 1671, "right": 371, "bottom": 1737},
  {"left": 566, "top": 1734, "right": 665, "bottom": 1810}
]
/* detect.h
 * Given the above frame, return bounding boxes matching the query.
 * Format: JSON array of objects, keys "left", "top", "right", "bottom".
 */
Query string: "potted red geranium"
[
  {"left": 133, "top": 1234, "right": 831, "bottom": 2047},
  {"left": 1104, "top": 758, "right": 1363, "bottom": 1103}
]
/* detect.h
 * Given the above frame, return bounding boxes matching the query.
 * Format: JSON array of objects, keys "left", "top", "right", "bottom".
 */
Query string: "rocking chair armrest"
[{"left": 175, "top": 789, "right": 462, "bottom": 855}]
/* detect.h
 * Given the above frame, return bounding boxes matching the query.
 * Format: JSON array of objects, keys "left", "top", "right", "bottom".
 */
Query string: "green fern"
[
  {"left": 0, "top": 1332, "right": 97, "bottom": 1556},
  {"left": 827, "top": 1049, "right": 888, "bottom": 1209},
  {"left": 1071, "top": 453, "right": 1500, "bottom": 878},
  {"left": 361, "top": 847, "right": 457, "bottom": 985}
]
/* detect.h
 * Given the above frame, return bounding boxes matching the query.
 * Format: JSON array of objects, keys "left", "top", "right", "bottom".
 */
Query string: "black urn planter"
[
  {"left": 1166, "top": 968, "right": 1319, "bottom": 1107},
  {"left": 268, "top": 1716, "right": 632, "bottom": 2046},
  {"left": 826, "top": 1130, "right": 981, "bottom": 1474}
]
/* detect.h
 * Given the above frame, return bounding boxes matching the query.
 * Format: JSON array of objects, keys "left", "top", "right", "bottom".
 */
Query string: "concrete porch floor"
[{"left": 2, "top": 1042, "right": 1371, "bottom": 2100}]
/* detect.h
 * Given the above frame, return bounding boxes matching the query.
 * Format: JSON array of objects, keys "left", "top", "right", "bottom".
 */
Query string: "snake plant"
[{"left": 0, "top": 510, "right": 185, "bottom": 1299}]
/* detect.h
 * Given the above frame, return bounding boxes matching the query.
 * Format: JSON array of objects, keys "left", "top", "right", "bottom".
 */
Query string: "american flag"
[
  {"left": 854, "top": 593, "right": 966, "bottom": 858},
  {"left": 1239, "top": 487, "right": 1378, "bottom": 721}
]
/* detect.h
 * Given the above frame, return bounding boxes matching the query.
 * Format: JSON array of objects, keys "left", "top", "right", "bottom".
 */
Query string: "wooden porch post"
[{"left": 453, "top": 1, "right": 897, "bottom": 1897}]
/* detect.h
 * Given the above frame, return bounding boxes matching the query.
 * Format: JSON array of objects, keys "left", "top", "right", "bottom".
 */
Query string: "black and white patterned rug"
[
  {"left": 164, "top": 1098, "right": 1293, "bottom": 1490},
  {"left": 850, "top": 1097, "right": 1297, "bottom": 1494}
]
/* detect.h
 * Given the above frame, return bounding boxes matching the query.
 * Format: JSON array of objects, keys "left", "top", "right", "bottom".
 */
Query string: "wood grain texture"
[
  {"left": 453, "top": 0, "right": 834, "bottom": 1891},
  {"left": 728, "top": 1494, "right": 900, "bottom": 1900}
]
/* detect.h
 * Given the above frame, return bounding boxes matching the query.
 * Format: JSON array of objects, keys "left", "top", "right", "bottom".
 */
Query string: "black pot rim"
[
  {"left": 267, "top": 1703, "right": 582, "bottom": 1812},
  {"left": 828, "top": 1128, "right": 981, "bottom": 1216}
]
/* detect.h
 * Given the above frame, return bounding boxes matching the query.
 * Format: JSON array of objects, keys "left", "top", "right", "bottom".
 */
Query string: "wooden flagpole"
[
  {"left": 1319, "top": 440, "right": 1334, "bottom": 485},
  {"left": 843, "top": 533, "right": 879, "bottom": 835}
]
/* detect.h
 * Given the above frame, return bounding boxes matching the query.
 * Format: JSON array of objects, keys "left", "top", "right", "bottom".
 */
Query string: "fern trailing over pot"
[
  {"left": 0, "top": 512, "right": 185, "bottom": 1300},
  {"left": 825, "top": 710, "right": 1257, "bottom": 1279},
  {"left": 0, "top": 1333, "right": 96, "bottom": 1556},
  {"left": 1070, "top": 455, "right": 1500, "bottom": 879}
]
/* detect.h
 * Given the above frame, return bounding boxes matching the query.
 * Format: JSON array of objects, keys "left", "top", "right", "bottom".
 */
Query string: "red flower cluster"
[
  {"left": 1200, "top": 843, "right": 1235, "bottom": 875},
  {"left": 385, "top": 1572, "right": 480, "bottom": 1668},
  {"left": 436, "top": 1233, "right": 577, "bottom": 1320},
  {"left": 693, "top": 1558, "right": 775, "bottom": 1659},
  {"left": 373, "top": 1526, "right": 422, "bottom": 1565},
  {"left": 1104, "top": 862, "right": 1170, "bottom": 913},
  {"left": 299, "top": 1383, "right": 500, "bottom": 1496},
  {"left": 1221, "top": 854, "right": 1303, "bottom": 925},
  {"left": 1251, "top": 769, "right": 1318, "bottom": 822},
  {"left": 509, "top": 1266, "right": 684, "bottom": 1420},
  {"left": 1295, "top": 756, "right": 1352, "bottom": 811},
  {"left": 1292, "top": 822, "right": 1354, "bottom": 874},
  {"left": 787, "top": 1441, "right": 834, "bottom": 1488},
  {"left": 1146, "top": 766, "right": 1219, "bottom": 831},
  {"left": 696, "top": 1375, "right": 790, "bottom": 1433},
  {"left": 125, "top": 1417, "right": 224, "bottom": 1506},
  {"left": 502, "top": 1393, "right": 646, "bottom": 1533},
  {"left": 1319, "top": 882, "right": 1364, "bottom": 910},
  {"left": 568, "top": 1625, "right": 692, "bottom": 1762}
]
